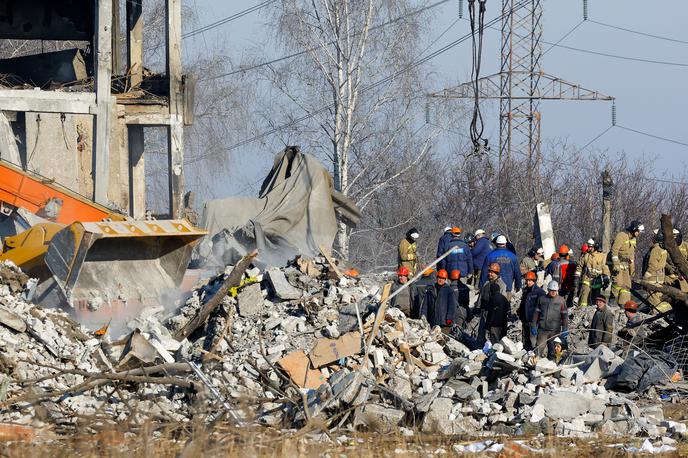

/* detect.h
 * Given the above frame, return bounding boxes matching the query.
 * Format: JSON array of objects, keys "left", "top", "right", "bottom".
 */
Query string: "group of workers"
[{"left": 392, "top": 220, "right": 679, "bottom": 361}]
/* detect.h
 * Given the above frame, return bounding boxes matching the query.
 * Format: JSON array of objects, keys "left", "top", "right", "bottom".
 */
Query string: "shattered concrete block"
[
  {"left": 445, "top": 380, "right": 479, "bottom": 401},
  {"left": 265, "top": 268, "right": 302, "bottom": 300},
  {"left": 535, "top": 392, "right": 591, "bottom": 420},
  {"left": 388, "top": 375, "right": 413, "bottom": 400},
  {"left": 331, "top": 371, "right": 364, "bottom": 404},
  {"left": 499, "top": 336, "right": 521, "bottom": 355},
  {"left": 353, "top": 404, "right": 405, "bottom": 433},
  {"left": 422, "top": 397, "right": 480, "bottom": 435},
  {"left": 237, "top": 283, "right": 264, "bottom": 318}
]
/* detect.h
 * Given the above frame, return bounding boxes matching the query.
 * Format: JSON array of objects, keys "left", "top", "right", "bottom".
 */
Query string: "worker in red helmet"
[
  {"left": 517, "top": 271, "right": 545, "bottom": 351},
  {"left": 390, "top": 266, "right": 412, "bottom": 316},
  {"left": 545, "top": 244, "right": 578, "bottom": 308},
  {"left": 422, "top": 269, "right": 458, "bottom": 330},
  {"left": 618, "top": 300, "right": 647, "bottom": 347},
  {"left": 449, "top": 269, "right": 470, "bottom": 329}
]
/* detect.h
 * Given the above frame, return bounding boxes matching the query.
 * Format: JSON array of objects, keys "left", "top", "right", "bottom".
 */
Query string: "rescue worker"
[
  {"left": 480, "top": 235, "right": 521, "bottom": 294},
  {"left": 485, "top": 283, "right": 510, "bottom": 343},
  {"left": 422, "top": 269, "right": 458, "bottom": 330},
  {"left": 588, "top": 296, "right": 614, "bottom": 348},
  {"left": 577, "top": 239, "right": 610, "bottom": 307},
  {"left": 551, "top": 337, "right": 570, "bottom": 365},
  {"left": 611, "top": 220, "right": 644, "bottom": 306},
  {"left": 517, "top": 271, "right": 545, "bottom": 351},
  {"left": 398, "top": 227, "right": 420, "bottom": 275},
  {"left": 666, "top": 228, "right": 688, "bottom": 292},
  {"left": 477, "top": 262, "right": 507, "bottom": 347},
  {"left": 440, "top": 227, "right": 474, "bottom": 282},
  {"left": 491, "top": 232, "right": 516, "bottom": 254},
  {"left": 436, "top": 226, "right": 453, "bottom": 260},
  {"left": 545, "top": 245, "right": 577, "bottom": 307},
  {"left": 390, "top": 266, "right": 412, "bottom": 316},
  {"left": 618, "top": 300, "right": 647, "bottom": 348},
  {"left": 472, "top": 229, "right": 493, "bottom": 281},
  {"left": 642, "top": 229, "right": 671, "bottom": 312},
  {"left": 531, "top": 280, "right": 569, "bottom": 359},
  {"left": 411, "top": 268, "right": 435, "bottom": 319},
  {"left": 449, "top": 269, "right": 470, "bottom": 329},
  {"left": 464, "top": 234, "right": 477, "bottom": 286},
  {"left": 520, "top": 247, "right": 544, "bottom": 276}
]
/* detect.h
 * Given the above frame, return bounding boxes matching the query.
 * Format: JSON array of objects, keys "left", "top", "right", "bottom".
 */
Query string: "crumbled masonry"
[{"left": 0, "top": 258, "right": 686, "bottom": 442}]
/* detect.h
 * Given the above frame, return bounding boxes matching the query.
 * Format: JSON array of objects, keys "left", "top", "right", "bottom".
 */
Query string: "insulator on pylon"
[
  {"left": 583, "top": 0, "right": 588, "bottom": 20},
  {"left": 459, "top": 0, "right": 464, "bottom": 19},
  {"left": 425, "top": 101, "right": 431, "bottom": 124},
  {"left": 611, "top": 102, "right": 617, "bottom": 126}
]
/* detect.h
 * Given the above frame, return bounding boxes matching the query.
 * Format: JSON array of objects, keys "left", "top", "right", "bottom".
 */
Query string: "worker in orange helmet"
[
  {"left": 545, "top": 244, "right": 577, "bottom": 308},
  {"left": 421, "top": 269, "right": 458, "bottom": 330},
  {"left": 618, "top": 300, "right": 647, "bottom": 347},
  {"left": 476, "top": 262, "right": 507, "bottom": 346},
  {"left": 517, "top": 271, "right": 545, "bottom": 350},
  {"left": 390, "top": 266, "right": 412, "bottom": 316}
]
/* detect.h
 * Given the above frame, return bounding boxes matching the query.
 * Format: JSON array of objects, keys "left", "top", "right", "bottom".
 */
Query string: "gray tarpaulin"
[{"left": 197, "top": 146, "right": 360, "bottom": 268}]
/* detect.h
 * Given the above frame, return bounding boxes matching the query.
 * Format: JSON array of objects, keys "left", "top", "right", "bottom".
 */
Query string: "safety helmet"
[
  {"left": 475, "top": 229, "right": 486, "bottom": 237},
  {"left": 443, "top": 226, "right": 452, "bottom": 233},
  {"left": 553, "top": 337, "right": 563, "bottom": 345},
  {"left": 587, "top": 238, "right": 596, "bottom": 246},
  {"left": 397, "top": 266, "right": 410, "bottom": 277},
  {"left": 451, "top": 227, "right": 462, "bottom": 235},
  {"left": 626, "top": 220, "right": 644, "bottom": 233},
  {"left": 581, "top": 243, "right": 589, "bottom": 253},
  {"left": 547, "top": 280, "right": 559, "bottom": 291},
  {"left": 450, "top": 269, "right": 461, "bottom": 280},
  {"left": 496, "top": 235, "right": 507, "bottom": 245},
  {"left": 525, "top": 271, "right": 537, "bottom": 281},
  {"left": 464, "top": 234, "right": 476, "bottom": 244},
  {"left": 559, "top": 244, "right": 569, "bottom": 255},
  {"left": 437, "top": 269, "right": 449, "bottom": 279},
  {"left": 536, "top": 247, "right": 544, "bottom": 255},
  {"left": 488, "top": 262, "right": 501, "bottom": 274},
  {"left": 491, "top": 231, "right": 501, "bottom": 242},
  {"left": 624, "top": 300, "right": 638, "bottom": 312}
]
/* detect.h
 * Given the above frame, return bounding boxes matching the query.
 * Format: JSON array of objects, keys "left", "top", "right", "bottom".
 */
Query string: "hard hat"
[
  {"left": 626, "top": 220, "right": 644, "bottom": 233},
  {"left": 488, "top": 262, "right": 501, "bottom": 274},
  {"left": 451, "top": 227, "right": 462, "bottom": 234},
  {"left": 437, "top": 269, "right": 449, "bottom": 279},
  {"left": 410, "top": 232, "right": 419, "bottom": 240},
  {"left": 553, "top": 337, "right": 563, "bottom": 344},
  {"left": 450, "top": 269, "right": 461, "bottom": 280},
  {"left": 673, "top": 228, "right": 680, "bottom": 235},
  {"left": 423, "top": 268, "right": 435, "bottom": 277},
  {"left": 464, "top": 234, "right": 476, "bottom": 244},
  {"left": 536, "top": 247, "right": 544, "bottom": 255},
  {"left": 587, "top": 238, "right": 596, "bottom": 246},
  {"left": 568, "top": 247, "right": 574, "bottom": 255},
  {"left": 491, "top": 232, "right": 502, "bottom": 242},
  {"left": 581, "top": 243, "right": 589, "bottom": 253},
  {"left": 397, "top": 266, "right": 410, "bottom": 277},
  {"left": 525, "top": 271, "right": 537, "bottom": 281},
  {"left": 547, "top": 280, "right": 559, "bottom": 291},
  {"left": 559, "top": 244, "right": 569, "bottom": 255},
  {"left": 475, "top": 229, "right": 486, "bottom": 237},
  {"left": 444, "top": 226, "right": 452, "bottom": 232},
  {"left": 496, "top": 235, "right": 507, "bottom": 245},
  {"left": 624, "top": 300, "right": 638, "bottom": 312}
]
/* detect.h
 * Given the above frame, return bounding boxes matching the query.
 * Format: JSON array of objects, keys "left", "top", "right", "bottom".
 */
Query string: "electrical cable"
[
  {"left": 587, "top": 19, "right": 688, "bottom": 46},
  {"left": 467, "top": 0, "right": 488, "bottom": 151},
  {"left": 616, "top": 125, "right": 688, "bottom": 148},
  {"left": 183, "top": 1, "right": 277, "bottom": 39}
]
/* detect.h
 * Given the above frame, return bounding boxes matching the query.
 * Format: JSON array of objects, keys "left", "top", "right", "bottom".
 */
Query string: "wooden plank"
[
  {"left": 123, "top": 113, "right": 171, "bottom": 125},
  {"left": 0, "top": 90, "right": 96, "bottom": 114},
  {"left": 364, "top": 282, "right": 393, "bottom": 357},
  {"left": 93, "top": 0, "right": 113, "bottom": 205},
  {"left": 308, "top": 332, "right": 362, "bottom": 368},
  {"left": 278, "top": 350, "right": 325, "bottom": 389},
  {"left": 126, "top": 0, "right": 143, "bottom": 88},
  {"left": 166, "top": 0, "right": 184, "bottom": 218}
]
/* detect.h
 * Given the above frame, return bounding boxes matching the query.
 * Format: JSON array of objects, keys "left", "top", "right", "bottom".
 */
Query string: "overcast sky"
[{"left": 184, "top": 0, "right": 688, "bottom": 195}]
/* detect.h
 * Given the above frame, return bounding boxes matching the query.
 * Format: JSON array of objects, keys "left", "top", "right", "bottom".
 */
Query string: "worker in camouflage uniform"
[
  {"left": 611, "top": 220, "right": 644, "bottom": 306},
  {"left": 577, "top": 238, "right": 610, "bottom": 307},
  {"left": 642, "top": 230, "right": 671, "bottom": 312},
  {"left": 398, "top": 227, "right": 420, "bottom": 275}
]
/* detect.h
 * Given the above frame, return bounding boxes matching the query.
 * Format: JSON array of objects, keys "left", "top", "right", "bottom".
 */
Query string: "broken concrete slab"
[
  {"left": 353, "top": 403, "right": 405, "bottom": 433},
  {"left": 422, "top": 397, "right": 480, "bottom": 435},
  {"left": 535, "top": 392, "right": 591, "bottom": 420},
  {"left": 237, "top": 283, "right": 264, "bottom": 318},
  {"left": 0, "top": 306, "right": 26, "bottom": 333},
  {"left": 265, "top": 268, "right": 302, "bottom": 300}
]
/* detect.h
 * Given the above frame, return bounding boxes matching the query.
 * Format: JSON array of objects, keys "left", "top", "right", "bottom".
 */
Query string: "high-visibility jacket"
[{"left": 611, "top": 231, "right": 636, "bottom": 272}]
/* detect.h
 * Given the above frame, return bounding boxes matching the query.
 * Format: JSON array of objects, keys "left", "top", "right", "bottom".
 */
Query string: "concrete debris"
[{"left": 0, "top": 257, "right": 684, "bottom": 443}]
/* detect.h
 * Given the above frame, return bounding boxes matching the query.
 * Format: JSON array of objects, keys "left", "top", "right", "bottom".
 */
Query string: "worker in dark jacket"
[
  {"left": 477, "top": 263, "right": 507, "bottom": 347},
  {"left": 480, "top": 235, "right": 521, "bottom": 293},
  {"left": 531, "top": 280, "right": 569, "bottom": 359},
  {"left": 422, "top": 269, "right": 457, "bottom": 329},
  {"left": 588, "top": 296, "right": 614, "bottom": 348},
  {"left": 486, "top": 285, "right": 510, "bottom": 343},
  {"left": 517, "top": 271, "right": 545, "bottom": 351},
  {"left": 390, "top": 266, "right": 412, "bottom": 316},
  {"left": 436, "top": 226, "right": 453, "bottom": 260},
  {"left": 472, "top": 229, "right": 493, "bottom": 281},
  {"left": 449, "top": 269, "right": 470, "bottom": 329},
  {"left": 411, "top": 268, "right": 435, "bottom": 319},
  {"left": 440, "top": 228, "right": 474, "bottom": 281}
]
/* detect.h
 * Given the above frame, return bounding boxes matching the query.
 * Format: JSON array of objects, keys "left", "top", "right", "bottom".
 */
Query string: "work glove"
[
  {"left": 530, "top": 326, "right": 538, "bottom": 336},
  {"left": 561, "top": 329, "right": 569, "bottom": 339}
]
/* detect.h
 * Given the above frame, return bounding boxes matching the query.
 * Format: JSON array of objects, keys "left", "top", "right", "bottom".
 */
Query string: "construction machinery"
[{"left": 0, "top": 160, "right": 206, "bottom": 331}]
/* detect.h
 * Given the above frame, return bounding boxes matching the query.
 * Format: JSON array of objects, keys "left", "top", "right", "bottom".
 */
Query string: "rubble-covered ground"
[{"left": 0, "top": 258, "right": 687, "bottom": 455}]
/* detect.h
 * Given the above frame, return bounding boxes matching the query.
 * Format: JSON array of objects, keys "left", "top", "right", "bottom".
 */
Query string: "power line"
[
  {"left": 183, "top": 0, "right": 276, "bottom": 40},
  {"left": 198, "top": 0, "right": 452, "bottom": 82},
  {"left": 616, "top": 125, "right": 688, "bottom": 148},
  {"left": 186, "top": 0, "right": 532, "bottom": 165},
  {"left": 587, "top": 19, "right": 688, "bottom": 46},
  {"left": 542, "top": 20, "right": 584, "bottom": 56}
]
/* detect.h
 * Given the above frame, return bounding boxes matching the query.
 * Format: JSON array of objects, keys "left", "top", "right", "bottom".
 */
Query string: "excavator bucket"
[{"left": 43, "top": 219, "right": 206, "bottom": 330}]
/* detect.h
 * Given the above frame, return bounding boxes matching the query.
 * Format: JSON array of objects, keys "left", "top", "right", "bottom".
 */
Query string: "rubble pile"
[{"left": 0, "top": 257, "right": 686, "bottom": 443}]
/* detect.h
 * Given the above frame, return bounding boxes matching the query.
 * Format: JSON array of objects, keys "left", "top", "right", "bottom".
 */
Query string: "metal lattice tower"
[{"left": 430, "top": 0, "right": 614, "bottom": 181}]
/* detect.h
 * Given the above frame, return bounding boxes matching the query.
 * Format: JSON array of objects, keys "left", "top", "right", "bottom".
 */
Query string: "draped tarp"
[{"left": 197, "top": 146, "right": 360, "bottom": 268}]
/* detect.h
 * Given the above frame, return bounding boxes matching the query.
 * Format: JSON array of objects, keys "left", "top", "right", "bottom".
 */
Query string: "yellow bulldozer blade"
[{"left": 43, "top": 219, "right": 206, "bottom": 330}]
